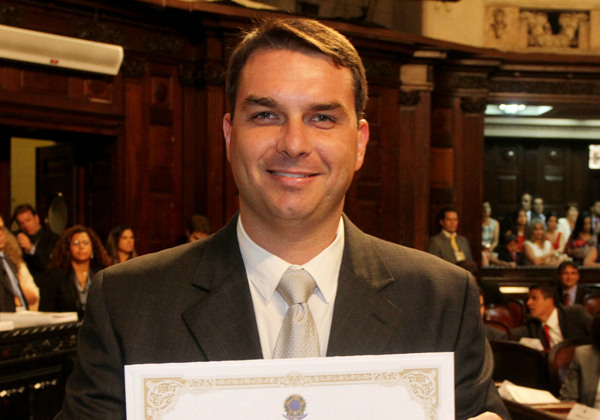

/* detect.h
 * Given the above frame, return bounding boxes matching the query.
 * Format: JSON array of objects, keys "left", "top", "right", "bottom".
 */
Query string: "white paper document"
[
  {"left": 498, "top": 380, "right": 560, "bottom": 404},
  {"left": 0, "top": 311, "right": 78, "bottom": 328},
  {"left": 125, "top": 352, "right": 454, "bottom": 420}
]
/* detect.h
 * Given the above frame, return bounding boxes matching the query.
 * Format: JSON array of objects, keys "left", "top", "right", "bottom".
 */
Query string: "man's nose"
[{"left": 276, "top": 118, "right": 312, "bottom": 158}]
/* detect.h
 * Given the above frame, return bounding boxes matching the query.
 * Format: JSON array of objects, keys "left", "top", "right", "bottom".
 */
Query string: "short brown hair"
[{"left": 226, "top": 18, "right": 368, "bottom": 122}]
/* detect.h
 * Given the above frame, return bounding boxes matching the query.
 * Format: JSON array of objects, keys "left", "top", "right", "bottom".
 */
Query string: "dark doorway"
[{"left": 2, "top": 127, "right": 117, "bottom": 241}]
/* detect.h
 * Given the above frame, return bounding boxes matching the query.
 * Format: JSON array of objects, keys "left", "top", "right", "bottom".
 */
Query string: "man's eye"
[
  {"left": 314, "top": 114, "right": 334, "bottom": 122},
  {"left": 253, "top": 112, "right": 274, "bottom": 120}
]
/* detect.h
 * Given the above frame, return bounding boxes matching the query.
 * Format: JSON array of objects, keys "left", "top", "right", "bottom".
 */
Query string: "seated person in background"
[
  {"left": 557, "top": 261, "right": 585, "bottom": 306},
  {"left": 523, "top": 219, "right": 567, "bottom": 266},
  {"left": 560, "top": 310, "right": 600, "bottom": 409},
  {"left": 583, "top": 242, "right": 600, "bottom": 267},
  {"left": 505, "top": 209, "right": 528, "bottom": 253},
  {"left": 565, "top": 211, "right": 597, "bottom": 265},
  {"left": 11, "top": 204, "right": 60, "bottom": 287},
  {"left": 428, "top": 206, "right": 474, "bottom": 265},
  {"left": 557, "top": 203, "right": 578, "bottom": 241},
  {"left": 186, "top": 214, "right": 211, "bottom": 243},
  {"left": 482, "top": 201, "right": 500, "bottom": 251},
  {"left": 40, "top": 225, "right": 112, "bottom": 318},
  {"left": 105, "top": 225, "right": 137, "bottom": 264},
  {"left": 480, "top": 289, "right": 508, "bottom": 341},
  {"left": 0, "top": 215, "right": 39, "bottom": 311},
  {"left": 512, "top": 284, "right": 592, "bottom": 350},
  {"left": 490, "top": 233, "right": 523, "bottom": 267},
  {"left": 545, "top": 211, "right": 566, "bottom": 254}
]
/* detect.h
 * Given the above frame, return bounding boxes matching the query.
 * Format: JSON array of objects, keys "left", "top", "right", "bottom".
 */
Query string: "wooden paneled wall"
[{"left": 0, "top": 0, "right": 599, "bottom": 255}]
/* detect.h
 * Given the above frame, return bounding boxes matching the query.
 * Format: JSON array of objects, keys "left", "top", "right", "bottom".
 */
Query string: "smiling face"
[
  {"left": 560, "top": 264, "right": 579, "bottom": 290},
  {"left": 223, "top": 48, "right": 368, "bottom": 231}
]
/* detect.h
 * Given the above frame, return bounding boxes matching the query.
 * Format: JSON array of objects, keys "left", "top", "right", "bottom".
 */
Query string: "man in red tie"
[
  {"left": 557, "top": 261, "right": 584, "bottom": 306},
  {"left": 512, "top": 284, "right": 592, "bottom": 349}
]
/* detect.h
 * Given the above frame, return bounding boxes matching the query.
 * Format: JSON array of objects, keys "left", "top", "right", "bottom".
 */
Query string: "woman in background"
[
  {"left": 565, "top": 211, "right": 597, "bottom": 264},
  {"left": 1, "top": 227, "right": 39, "bottom": 310},
  {"left": 106, "top": 225, "right": 137, "bottom": 264},
  {"left": 523, "top": 218, "right": 565, "bottom": 266},
  {"left": 545, "top": 211, "right": 566, "bottom": 254},
  {"left": 557, "top": 203, "right": 578, "bottom": 240},
  {"left": 41, "top": 225, "right": 111, "bottom": 317},
  {"left": 506, "top": 209, "right": 528, "bottom": 253}
]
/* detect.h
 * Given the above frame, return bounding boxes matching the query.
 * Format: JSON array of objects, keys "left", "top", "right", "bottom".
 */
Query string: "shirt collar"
[
  {"left": 237, "top": 216, "right": 344, "bottom": 306},
  {"left": 442, "top": 229, "right": 456, "bottom": 238},
  {"left": 545, "top": 307, "right": 560, "bottom": 330}
]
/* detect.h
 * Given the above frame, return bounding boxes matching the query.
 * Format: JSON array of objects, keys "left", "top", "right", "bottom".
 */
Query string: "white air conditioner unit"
[{"left": 0, "top": 24, "right": 124, "bottom": 75}]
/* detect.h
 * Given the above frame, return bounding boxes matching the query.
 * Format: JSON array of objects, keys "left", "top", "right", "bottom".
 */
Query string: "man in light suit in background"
[{"left": 59, "top": 18, "right": 507, "bottom": 419}]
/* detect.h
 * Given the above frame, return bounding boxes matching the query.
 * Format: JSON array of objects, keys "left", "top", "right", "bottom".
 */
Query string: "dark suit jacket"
[
  {"left": 557, "top": 284, "right": 586, "bottom": 306},
  {"left": 560, "top": 344, "right": 600, "bottom": 407},
  {"left": 18, "top": 227, "right": 59, "bottom": 284},
  {"left": 0, "top": 256, "right": 18, "bottom": 312},
  {"left": 428, "top": 231, "right": 473, "bottom": 264},
  {"left": 512, "top": 304, "right": 593, "bottom": 347},
  {"left": 39, "top": 265, "right": 101, "bottom": 318},
  {"left": 59, "top": 215, "right": 508, "bottom": 419}
]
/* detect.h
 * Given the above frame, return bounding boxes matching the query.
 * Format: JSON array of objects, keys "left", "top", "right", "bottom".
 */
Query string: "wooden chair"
[
  {"left": 583, "top": 293, "right": 600, "bottom": 316},
  {"left": 506, "top": 298, "right": 526, "bottom": 327},
  {"left": 490, "top": 340, "right": 553, "bottom": 393},
  {"left": 485, "top": 304, "right": 518, "bottom": 329},
  {"left": 548, "top": 337, "right": 593, "bottom": 394},
  {"left": 484, "top": 319, "right": 512, "bottom": 340}
]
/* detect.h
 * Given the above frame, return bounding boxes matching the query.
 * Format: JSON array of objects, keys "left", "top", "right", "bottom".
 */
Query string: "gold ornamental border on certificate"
[{"left": 143, "top": 368, "right": 439, "bottom": 420}]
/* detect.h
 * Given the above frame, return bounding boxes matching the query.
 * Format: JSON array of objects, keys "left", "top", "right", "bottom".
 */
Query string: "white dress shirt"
[
  {"left": 544, "top": 308, "right": 564, "bottom": 348},
  {"left": 237, "top": 216, "right": 344, "bottom": 359}
]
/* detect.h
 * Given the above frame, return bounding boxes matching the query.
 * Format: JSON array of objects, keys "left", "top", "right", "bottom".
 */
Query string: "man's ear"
[
  {"left": 223, "top": 113, "right": 232, "bottom": 162},
  {"left": 354, "top": 119, "right": 369, "bottom": 171}
]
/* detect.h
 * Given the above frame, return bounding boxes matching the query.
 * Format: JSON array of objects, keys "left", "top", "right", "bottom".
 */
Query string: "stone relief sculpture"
[
  {"left": 520, "top": 11, "right": 589, "bottom": 48},
  {"left": 491, "top": 8, "right": 507, "bottom": 39}
]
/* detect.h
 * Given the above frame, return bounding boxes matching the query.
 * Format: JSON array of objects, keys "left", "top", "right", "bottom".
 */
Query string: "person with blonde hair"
[{"left": 0, "top": 215, "right": 39, "bottom": 311}]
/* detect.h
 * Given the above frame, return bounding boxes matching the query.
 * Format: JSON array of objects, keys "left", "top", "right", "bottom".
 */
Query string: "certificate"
[{"left": 125, "top": 352, "right": 454, "bottom": 419}]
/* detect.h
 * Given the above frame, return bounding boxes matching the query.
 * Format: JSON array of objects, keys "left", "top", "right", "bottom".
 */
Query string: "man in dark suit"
[
  {"left": 11, "top": 204, "right": 59, "bottom": 286},
  {"left": 59, "top": 18, "right": 507, "bottom": 420},
  {"left": 557, "top": 261, "right": 585, "bottom": 306},
  {"left": 512, "top": 284, "right": 592, "bottom": 349},
  {"left": 428, "top": 206, "right": 474, "bottom": 265}
]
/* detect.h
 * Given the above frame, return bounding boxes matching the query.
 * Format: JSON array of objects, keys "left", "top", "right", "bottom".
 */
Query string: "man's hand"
[
  {"left": 468, "top": 412, "right": 503, "bottom": 420},
  {"left": 16, "top": 233, "right": 33, "bottom": 253}
]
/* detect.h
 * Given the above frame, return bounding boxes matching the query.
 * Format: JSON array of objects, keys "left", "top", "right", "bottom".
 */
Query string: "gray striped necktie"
[{"left": 272, "top": 268, "right": 320, "bottom": 358}]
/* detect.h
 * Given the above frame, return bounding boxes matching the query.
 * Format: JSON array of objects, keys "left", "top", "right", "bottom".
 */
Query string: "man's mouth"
[{"left": 269, "top": 171, "right": 313, "bottom": 179}]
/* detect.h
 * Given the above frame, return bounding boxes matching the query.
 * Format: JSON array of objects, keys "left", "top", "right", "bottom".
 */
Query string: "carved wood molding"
[
  {"left": 72, "top": 19, "right": 125, "bottom": 45},
  {"left": 178, "top": 61, "right": 225, "bottom": 88},
  {"left": 398, "top": 90, "right": 421, "bottom": 106},
  {"left": 122, "top": 59, "right": 147, "bottom": 78},
  {"left": 460, "top": 97, "right": 487, "bottom": 114},
  {"left": 0, "top": 3, "right": 21, "bottom": 26},
  {"left": 444, "top": 74, "right": 490, "bottom": 91},
  {"left": 144, "top": 32, "right": 184, "bottom": 56},
  {"left": 490, "top": 79, "right": 600, "bottom": 96}
]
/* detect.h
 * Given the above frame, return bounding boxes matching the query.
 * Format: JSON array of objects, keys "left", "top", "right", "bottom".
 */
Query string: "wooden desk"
[
  {"left": 0, "top": 321, "right": 80, "bottom": 420},
  {"left": 504, "top": 400, "right": 575, "bottom": 420}
]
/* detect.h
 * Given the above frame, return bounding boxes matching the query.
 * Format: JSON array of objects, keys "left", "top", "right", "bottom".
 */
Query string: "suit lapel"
[
  {"left": 327, "top": 216, "right": 403, "bottom": 356},
  {"left": 182, "top": 215, "right": 263, "bottom": 361}
]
